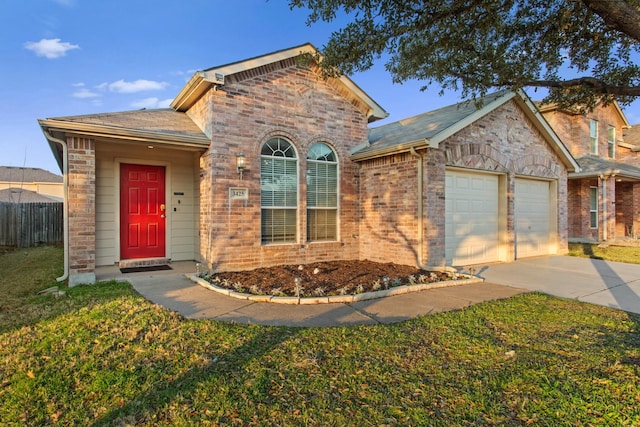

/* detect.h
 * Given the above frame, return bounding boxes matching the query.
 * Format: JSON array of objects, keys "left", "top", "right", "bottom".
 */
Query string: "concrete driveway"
[{"left": 479, "top": 255, "right": 640, "bottom": 315}]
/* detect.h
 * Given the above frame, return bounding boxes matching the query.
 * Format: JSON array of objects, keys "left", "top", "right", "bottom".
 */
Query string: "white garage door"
[
  {"left": 445, "top": 170, "right": 500, "bottom": 266},
  {"left": 515, "top": 178, "right": 550, "bottom": 258}
]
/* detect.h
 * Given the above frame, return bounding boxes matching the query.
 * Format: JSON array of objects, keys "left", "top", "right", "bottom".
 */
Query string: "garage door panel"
[
  {"left": 446, "top": 170, "right": 500, "bottom": 266},
  {"left": 515, "top": 178, "right": 550, "bottom": 258}
]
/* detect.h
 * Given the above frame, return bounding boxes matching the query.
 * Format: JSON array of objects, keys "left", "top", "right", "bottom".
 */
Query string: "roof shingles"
[
  {"left": 573, "top": 155, "right": 640, "bottom": 179},
  {"left": 0, "top": 167, "right": 62, "bottom": 183},
  {"left": 48, "top": 109, "right": 208, "bottom": 140},
  {"left": 361, "top": 92, "right": 507, "bottom": 155}
]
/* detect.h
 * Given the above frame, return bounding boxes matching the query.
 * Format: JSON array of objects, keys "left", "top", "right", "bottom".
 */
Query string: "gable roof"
[
  {"left": 39, "top": 109, "right": 210, "bottom": 170},
  {"left": 0, "top": 166, "right": 62, "bottom": 183},
  {"left": 537, "top": 100, "right": 631, "bottom": 128},
  {"left": 570, "top": 155, "right": 640, "bottom": 180},
  {"left": 0, "top": 188, "right": 62, "bottom": 203},
  {"left": 623, "top": 125, "right": 640, "bottom": 149},
  {"left": 171, "top": 43, "right": 388, "bottom": 123},
  {"left": 353, "top": 90, "right": 579, "bottom": 172}
]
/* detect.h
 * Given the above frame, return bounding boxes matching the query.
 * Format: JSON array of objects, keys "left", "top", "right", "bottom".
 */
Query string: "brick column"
[
  {"left": 67, "top": 137, "right": 96, "bottom": 286},
  {"left": 424, "top": 149, "right": 446, "bottom": 267}
]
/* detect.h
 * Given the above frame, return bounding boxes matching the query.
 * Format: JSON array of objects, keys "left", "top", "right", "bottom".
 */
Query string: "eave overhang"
[
  {"left": 569, "top": 168, "right": 640, "bottom": 180},
  {"left": 38, "top": 118, "right": 211, "bottom": 149}
]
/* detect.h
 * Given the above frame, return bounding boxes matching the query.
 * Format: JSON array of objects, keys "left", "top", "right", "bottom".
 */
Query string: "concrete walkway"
[
  {"left": 96, "top": 262, "right": 524, "bottom": 327},
  {"left": 95, "top": 255, "right": 640, "bottom": 327},
  {"left": 480, "top": 255, "right": 640, "bottom": 315}
]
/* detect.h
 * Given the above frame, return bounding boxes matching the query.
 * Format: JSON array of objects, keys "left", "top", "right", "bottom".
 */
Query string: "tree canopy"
[{"left": 290, "top": 0, "right": 640, "bottom": 110}]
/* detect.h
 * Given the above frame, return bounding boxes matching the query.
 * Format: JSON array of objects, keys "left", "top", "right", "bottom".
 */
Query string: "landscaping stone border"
[{"left": 187, "top": 273, "right": 484, "bottom": 304}]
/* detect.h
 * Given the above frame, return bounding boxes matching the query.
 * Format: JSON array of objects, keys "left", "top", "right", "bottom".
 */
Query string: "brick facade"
[
  {"left": 358, "top": 151, "right": 423, "bottom": 266},
  {"left": 48, "top": 48, "right": 578, "bottom": 281},
  {"left": 542, "top": 103, "right": 640, "bottom": 241},
  {"left": 543, "top": 104, "right": 627, "bottom": 160},
  {"left": 358, "top": 100, "right": 569, "bottom": 268},
  {"left": 67, "top": 136, "right": 96, "bottom": 285},
  {"left": 189, "top": 59, "right": 368, "bottom": 271}
]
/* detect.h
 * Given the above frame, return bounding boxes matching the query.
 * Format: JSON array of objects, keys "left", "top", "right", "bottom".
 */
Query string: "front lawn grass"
[
  {"left": 2, "top": 246, "right": 640, "bottom": 425},
  {"left": 569, "top": 242, "right": 640, "bottom": 264}
]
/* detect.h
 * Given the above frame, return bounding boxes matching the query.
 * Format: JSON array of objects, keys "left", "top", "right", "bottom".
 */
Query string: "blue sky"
[{"left": 2, "top": 0, "right": 639, "bottom": 175}]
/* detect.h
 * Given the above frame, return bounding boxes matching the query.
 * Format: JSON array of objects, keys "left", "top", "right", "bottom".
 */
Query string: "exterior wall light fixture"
[{"left": 236, "top": 153, "right": 246, "bottom": 179}]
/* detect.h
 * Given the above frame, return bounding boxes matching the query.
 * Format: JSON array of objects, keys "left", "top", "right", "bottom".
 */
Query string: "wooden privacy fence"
[{"left": 0, "top": 202, "right": 63, "bottom": 247}]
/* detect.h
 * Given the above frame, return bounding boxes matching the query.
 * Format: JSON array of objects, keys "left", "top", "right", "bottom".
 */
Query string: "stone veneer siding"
[
  {"left": 188, "top": 59, "right": 369, "bottom": 272},
  {"left": 67, "top": 136, "right": 96, "bottom": 285}
]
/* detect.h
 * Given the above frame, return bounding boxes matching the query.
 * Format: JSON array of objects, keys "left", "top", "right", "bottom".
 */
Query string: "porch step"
[{"left": 118, "top": 258, "right": 171, "bottom": 269}]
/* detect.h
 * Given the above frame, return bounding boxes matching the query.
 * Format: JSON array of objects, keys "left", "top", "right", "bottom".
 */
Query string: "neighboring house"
[
  {"left": 39, "top": 44, "right": 578, "bottom": 286},
  {"left": 0, "top": 188, "right": 61, "bottom": 203},
  {"left": 0, "top": 166, "right": 63, "bottom": 201},
  {"left": 540, "top": 103, "right": 640, "bottom": 241}
]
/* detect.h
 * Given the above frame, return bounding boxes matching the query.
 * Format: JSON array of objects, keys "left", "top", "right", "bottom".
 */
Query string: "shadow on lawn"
[
  {"left": 579, "top": 243, "right": 604, "bottom": 260},
  {"left": 91, "top": 325, "right": 299, "bottom": 426}
]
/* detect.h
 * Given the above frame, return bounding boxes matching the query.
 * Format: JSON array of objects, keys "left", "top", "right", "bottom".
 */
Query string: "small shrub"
[
  {"left": 313, "top": 287, "right": 325, "bottom": 297},
  {"left": 233, "top": 282, "right": 245, "bottom": 293},
  {"left": 270, "top": 287, "right": 285, "bottom": 297}
]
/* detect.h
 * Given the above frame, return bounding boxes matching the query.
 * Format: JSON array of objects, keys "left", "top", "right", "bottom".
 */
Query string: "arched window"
[
  {"left": 306, "top": 143, "right": 338, "bottom": 241},
  {"left": 260, "top": 137, "right": 298, "bottom": 244}
]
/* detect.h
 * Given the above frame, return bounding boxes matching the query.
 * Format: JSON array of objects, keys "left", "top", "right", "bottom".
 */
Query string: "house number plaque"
[{"left": 229, "top": 187, "right": 249, "bottom": 201}]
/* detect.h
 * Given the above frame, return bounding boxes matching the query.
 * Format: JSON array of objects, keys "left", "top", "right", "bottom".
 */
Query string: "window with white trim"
[
  {"left": 607, "top": 125, "right": 616, "bottom": 158},
  {"left": 589, "top": 186, "right": 598, "bottom": 228},
  {"left": 589, "top": 119, "right": 598, "bottom": 154},
  {"left": 260, "top": 137, "right": 298, "bottom": 244},
  {"left": 306, "top": 143, "right": 338, "bottom": 241}
]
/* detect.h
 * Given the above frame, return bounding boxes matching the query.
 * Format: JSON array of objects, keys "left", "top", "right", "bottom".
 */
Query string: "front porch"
[{"left": 568, "top": 156, "right": 640, "bottom": 242}]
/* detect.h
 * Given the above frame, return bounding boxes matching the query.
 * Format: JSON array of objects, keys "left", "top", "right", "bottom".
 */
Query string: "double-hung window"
[
  {"left": 589, "top": 119, "right": 598, "bottom": 155},
  {"left": 607, "top": 126, "right": 616, "bottom": 158},
  {"left": 260, "top": 138, "right": 298, "bottom": 244},
  {"left": 589, "top": 186, "right": 598, "bottom": 229},
  {"left": 306, "top": 143, "right": 338, "bottom": 241}
]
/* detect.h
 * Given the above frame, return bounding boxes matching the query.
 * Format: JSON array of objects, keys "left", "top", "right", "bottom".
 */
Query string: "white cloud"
[
  {"left": 24, "top": 38, "right": 79, "bottom": 59},
  {"left": 72, "top": 88, "right": 100, "bottom": 99},
  {"left": 131, "top": 97, "right": 173, "bottom": 109},
  {"left": 108, "top": 79, "right": 168, "bottom": 93}
]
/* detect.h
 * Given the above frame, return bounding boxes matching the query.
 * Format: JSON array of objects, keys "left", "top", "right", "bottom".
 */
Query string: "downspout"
[
  {"left": 43, "top": 130, "right": 69, "bottom": 282},
  {"left": 409, "top": 147, "right": 424, "bottom": 266}
]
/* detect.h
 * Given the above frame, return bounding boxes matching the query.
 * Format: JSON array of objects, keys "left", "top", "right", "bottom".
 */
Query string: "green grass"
[
  {"left": 568, "top": 242, "right": 640, "bottom": 264},
  {"left": 2, "top": 246, "right": 640, "bottom": 425}
]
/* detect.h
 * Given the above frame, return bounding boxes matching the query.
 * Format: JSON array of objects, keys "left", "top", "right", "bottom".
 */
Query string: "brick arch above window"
[
  {"left": 512, "top": 153, "right": 564, "bottom": 178},
  {"left": 255, "top": 129, "right": 300, "bottom": 153}
]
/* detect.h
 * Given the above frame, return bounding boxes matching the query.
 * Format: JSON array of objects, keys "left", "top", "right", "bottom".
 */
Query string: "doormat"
[{"left": 120, "top": 265, "right": 173, "bottom": 274}]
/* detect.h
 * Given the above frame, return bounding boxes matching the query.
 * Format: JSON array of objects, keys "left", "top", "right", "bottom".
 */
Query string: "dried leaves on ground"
[{"left": 202, "top": 260, "right": 461, "bottom": 297}]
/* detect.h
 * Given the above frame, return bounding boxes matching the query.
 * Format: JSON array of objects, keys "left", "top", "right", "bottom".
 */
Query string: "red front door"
[{"left": 120, "top": 164, "right": 166, "bottom": 259}]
